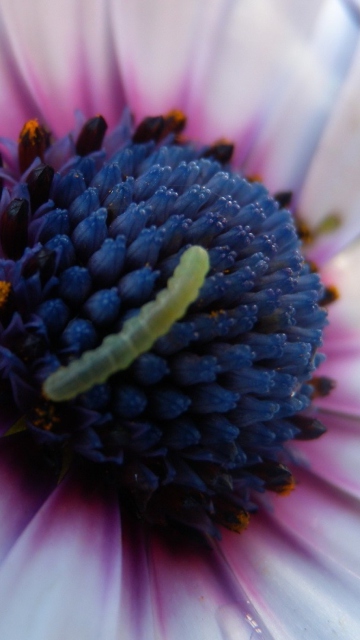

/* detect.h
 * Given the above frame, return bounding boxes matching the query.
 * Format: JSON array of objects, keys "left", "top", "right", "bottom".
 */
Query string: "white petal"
[
  {"left": 299, "top": 36, "right": 360, "bottom": 263},
  {"left": 316, "top": 240, "right": 360, "bottom": 414},
  {"left": 0, "top": 475, "right": 121, "bottom": 640},
  {"left": 293, "top": 410, "right": 360, "bottom": 498},
  {"left": 316, "top": 349, "right": 360, "bottom": 414},
  {"left": 110, "top": 0, "right": 224, "bottom": 119},
  {"left": 0, "top": 0, "right": 125, "bottom": 138},
  {"left": 322, "top": 237, "right": 360, "bottom": 334},
  {"left": 221, "top": 513, "right": 360, "bottom": 639},
  {"left": 181, "top": 0, "right": 358, "bottom": 188},
  {"left": 147, "top": 527, "right": 275, "bottom": 640},
  {"left": 274, "top": 466, "right": 360, "bottom": 578}
]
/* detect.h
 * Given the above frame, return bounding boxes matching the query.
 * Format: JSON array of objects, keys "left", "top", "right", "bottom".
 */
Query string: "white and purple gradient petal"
[
  {"left": 0, "top": 0, "right": 360, "bottom": 639},
  {"left": 0, "top": 472, "right": 122, "bottom": 640}
]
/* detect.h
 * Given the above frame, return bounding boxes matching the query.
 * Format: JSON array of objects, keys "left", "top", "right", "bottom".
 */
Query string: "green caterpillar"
[{"left": 43, "top": 245, "right": 210, "bottom": 402}]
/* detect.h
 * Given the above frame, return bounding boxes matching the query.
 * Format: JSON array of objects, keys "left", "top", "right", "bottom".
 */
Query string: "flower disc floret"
[{"left": 0, "top": 111, "right": 328, "bottom": 537}]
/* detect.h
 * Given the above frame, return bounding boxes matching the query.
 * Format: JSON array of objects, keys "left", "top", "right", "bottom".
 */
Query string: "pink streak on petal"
[
  {"left": 0, "top": 14, "right": 45, "bottom": 139},
  {"left": 221, "top": 513, "right": 360, "bottom": 639},
  {"left": 273, "top": 467, "right": 360, "bottom": 579},
  {"left": 316, "top": 348, "right": 360, "bottom": 415},
  {"left": 0, "top": 436, "right": 55, "bottom": 565},
  {"left": 315, "top": 241, "right": 360, "bottom": 414},
  {"left": 117, "top": 514, "right": 159, "bottom": 640},
  {"left": 293, "top": 410, "right": 360, "bottom": 499},
  {"left": 0, "top": 473, "right": 121, "bottom": 640},
  {"left": 110, "top": 0, "right": 222, "bottom": 124},
  {"left": 0, "top": 0, "right": 126, "bottom": 139},
  {"left": 147, "top": 526, "right": 275, "bottom": 640}
]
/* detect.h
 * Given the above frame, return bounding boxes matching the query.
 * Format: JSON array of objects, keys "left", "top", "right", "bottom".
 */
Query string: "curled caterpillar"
[{"left": 43, "top": 245, "right": 210, "bottom": 402}]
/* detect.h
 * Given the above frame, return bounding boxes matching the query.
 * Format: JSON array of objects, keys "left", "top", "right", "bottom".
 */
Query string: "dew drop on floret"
[{"left": 0, "top": 110, "right": 330, "bottom": 538}]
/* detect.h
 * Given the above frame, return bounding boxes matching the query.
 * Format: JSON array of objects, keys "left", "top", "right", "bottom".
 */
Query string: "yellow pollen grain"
[
  {"left": 165, "top": 109, "right": 186, "bottom": 127},
  {"left": 217, "top": 507, "right": 250, "bottom": 534},
  {"left": 210, "top": 309, "right": 225, "bottom": 318},
  {"left": 0, "top": 281, "right": 11, "bottom": 308},
  {"left": 277, "top": 474, "right": 296, "bottom": 496},
  {"left": 19, "top": 119, "right": 41, "bottom": 145},
  {"left": 33, "top": 402, "right": 61, "bottom": 432},
  {"left": 246, "top": 173, "right": 262, "bottom": 183}
]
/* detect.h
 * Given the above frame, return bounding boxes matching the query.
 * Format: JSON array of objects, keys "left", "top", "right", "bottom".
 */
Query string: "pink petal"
[
  {"left": 0, "top": 0, "right": 125, "bottom": 138},
  {"left": 0, "top": 437, "right": 55, "bottom": 564},
  {"left": 146, "top": 526, "right": 275, "bottom": 640},
  {"left": 316, "top": 349, "right": 360, "bottom": 414},
  {"left": 273, "top": 466, "right": 360, "bottom": 579},
  {"left": 293, "top": 410, "right": 360, "bottom": 498},
  {"left": 110, "top": 0, "right": 222, "bottom": 119},
  {"left": 316, "top": 241, "right": 360, "bottom": 414},
  {"left": 0, "top": 474, "right": 121, "bottom": 640},
  {"left": 321, "top": 239, "right": 360, "bottom": 339}
]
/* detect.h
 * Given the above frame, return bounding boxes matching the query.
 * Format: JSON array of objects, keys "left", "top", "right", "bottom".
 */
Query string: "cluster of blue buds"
[{"left": 0, "top": 110, "right": 328, "bottom": 537}]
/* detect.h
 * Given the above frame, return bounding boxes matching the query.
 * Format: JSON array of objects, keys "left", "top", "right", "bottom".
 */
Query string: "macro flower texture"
[{"left": 0, "top": 0, "right": 360, "bottom": 638}]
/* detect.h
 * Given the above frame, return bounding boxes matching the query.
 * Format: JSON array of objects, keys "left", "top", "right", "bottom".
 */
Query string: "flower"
[{"left": 0, "top": 1, "right": 360, "bottom": 639}]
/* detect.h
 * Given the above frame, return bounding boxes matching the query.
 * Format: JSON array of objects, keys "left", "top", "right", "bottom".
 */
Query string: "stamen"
[
  {"left": 75, "top": 115, "right": 108, "bottom": 156},
  {"left": 21, "top": 246, "right": 56, "bottom": 283},
  {"left": 274, "top": 191, "right": 293, "bottom": 208},
  {"left": 320, "top": 284, "right": 340, "bottom": 306},
  {"left": 252, "top": 461, "right": 295, "bottom": 495},
  {"left": 132, "top": 115, "right": 165, "bottom": 143},
  {"left": 203, "top": 139, "right": 234, "bottom": 164},
  {"left": 18, "top": 119, "right": 50, "bottom": 173},
  {"left": 0, "top": 198, "right": 29, "bottom": 259},
  {"left": 292, "top": 415, "right": 327, "bottom": 440},
  {"left": 296, "top": 219, "right": 313, "bottom": 244},
  {"left": 162, "top": 109, "right": 187, "bottom": 139},
  {"left": 26, "top": 163, "right": 55, "bottom": 213},
  {"left": 310, "top": 376, "right": 336, "bottom": 398},
  {"left": 214, "top": 498, "right": 250, "bottom": 533}
]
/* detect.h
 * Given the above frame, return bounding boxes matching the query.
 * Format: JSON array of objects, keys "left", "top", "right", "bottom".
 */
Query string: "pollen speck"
[
  {"left": 0, "top": 281, "right": 11, "bottom": 309},
  {"left": 18, "top": 119, "right": 50, "bottom": 173},
  {"left": 214, "top": 500, "right": 250, "bottom": 533},
  {"left": 162, "top": 109, "right": 187, "bottom": 138},
  {"left": 31, "top": 400, "right": 61, "bottom": 432}
]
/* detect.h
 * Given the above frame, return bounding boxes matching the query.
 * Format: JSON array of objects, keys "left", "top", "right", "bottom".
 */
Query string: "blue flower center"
[{"left": 0, "top": 111, "right": 328, "bottom": 537}]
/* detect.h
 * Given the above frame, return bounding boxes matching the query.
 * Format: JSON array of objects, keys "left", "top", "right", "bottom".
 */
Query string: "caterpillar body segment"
[{"left": 43, "top": 245, "right": 210, "bottom": 402}]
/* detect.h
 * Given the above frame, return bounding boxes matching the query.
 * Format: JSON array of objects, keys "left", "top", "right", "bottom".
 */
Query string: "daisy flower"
[{"left": 0, "top": 1, "right": 360, "bottom": 639}]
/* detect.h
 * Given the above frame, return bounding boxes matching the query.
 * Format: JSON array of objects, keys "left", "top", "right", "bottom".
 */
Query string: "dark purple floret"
[{"left": 0, "top": 110, "right": 329, "bottom": 537}]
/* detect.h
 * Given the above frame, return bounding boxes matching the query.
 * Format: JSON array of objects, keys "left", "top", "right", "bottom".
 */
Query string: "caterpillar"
[{"left": 43, "top": 245, "right": 210, "bottom": 402}]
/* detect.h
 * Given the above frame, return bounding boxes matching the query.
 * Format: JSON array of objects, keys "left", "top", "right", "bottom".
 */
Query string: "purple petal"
[{"left": 0, "top": 473, "right": 121, "bottom": 640}]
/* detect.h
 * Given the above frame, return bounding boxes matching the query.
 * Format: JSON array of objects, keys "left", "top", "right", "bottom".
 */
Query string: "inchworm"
[{"left": 43, "top": 245, "right": 210, "bottom": 402}]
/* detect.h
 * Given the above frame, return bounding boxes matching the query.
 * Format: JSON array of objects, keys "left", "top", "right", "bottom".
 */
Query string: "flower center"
[{"left": 0, "top": 110, "right": 328, "bottom": 538}]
